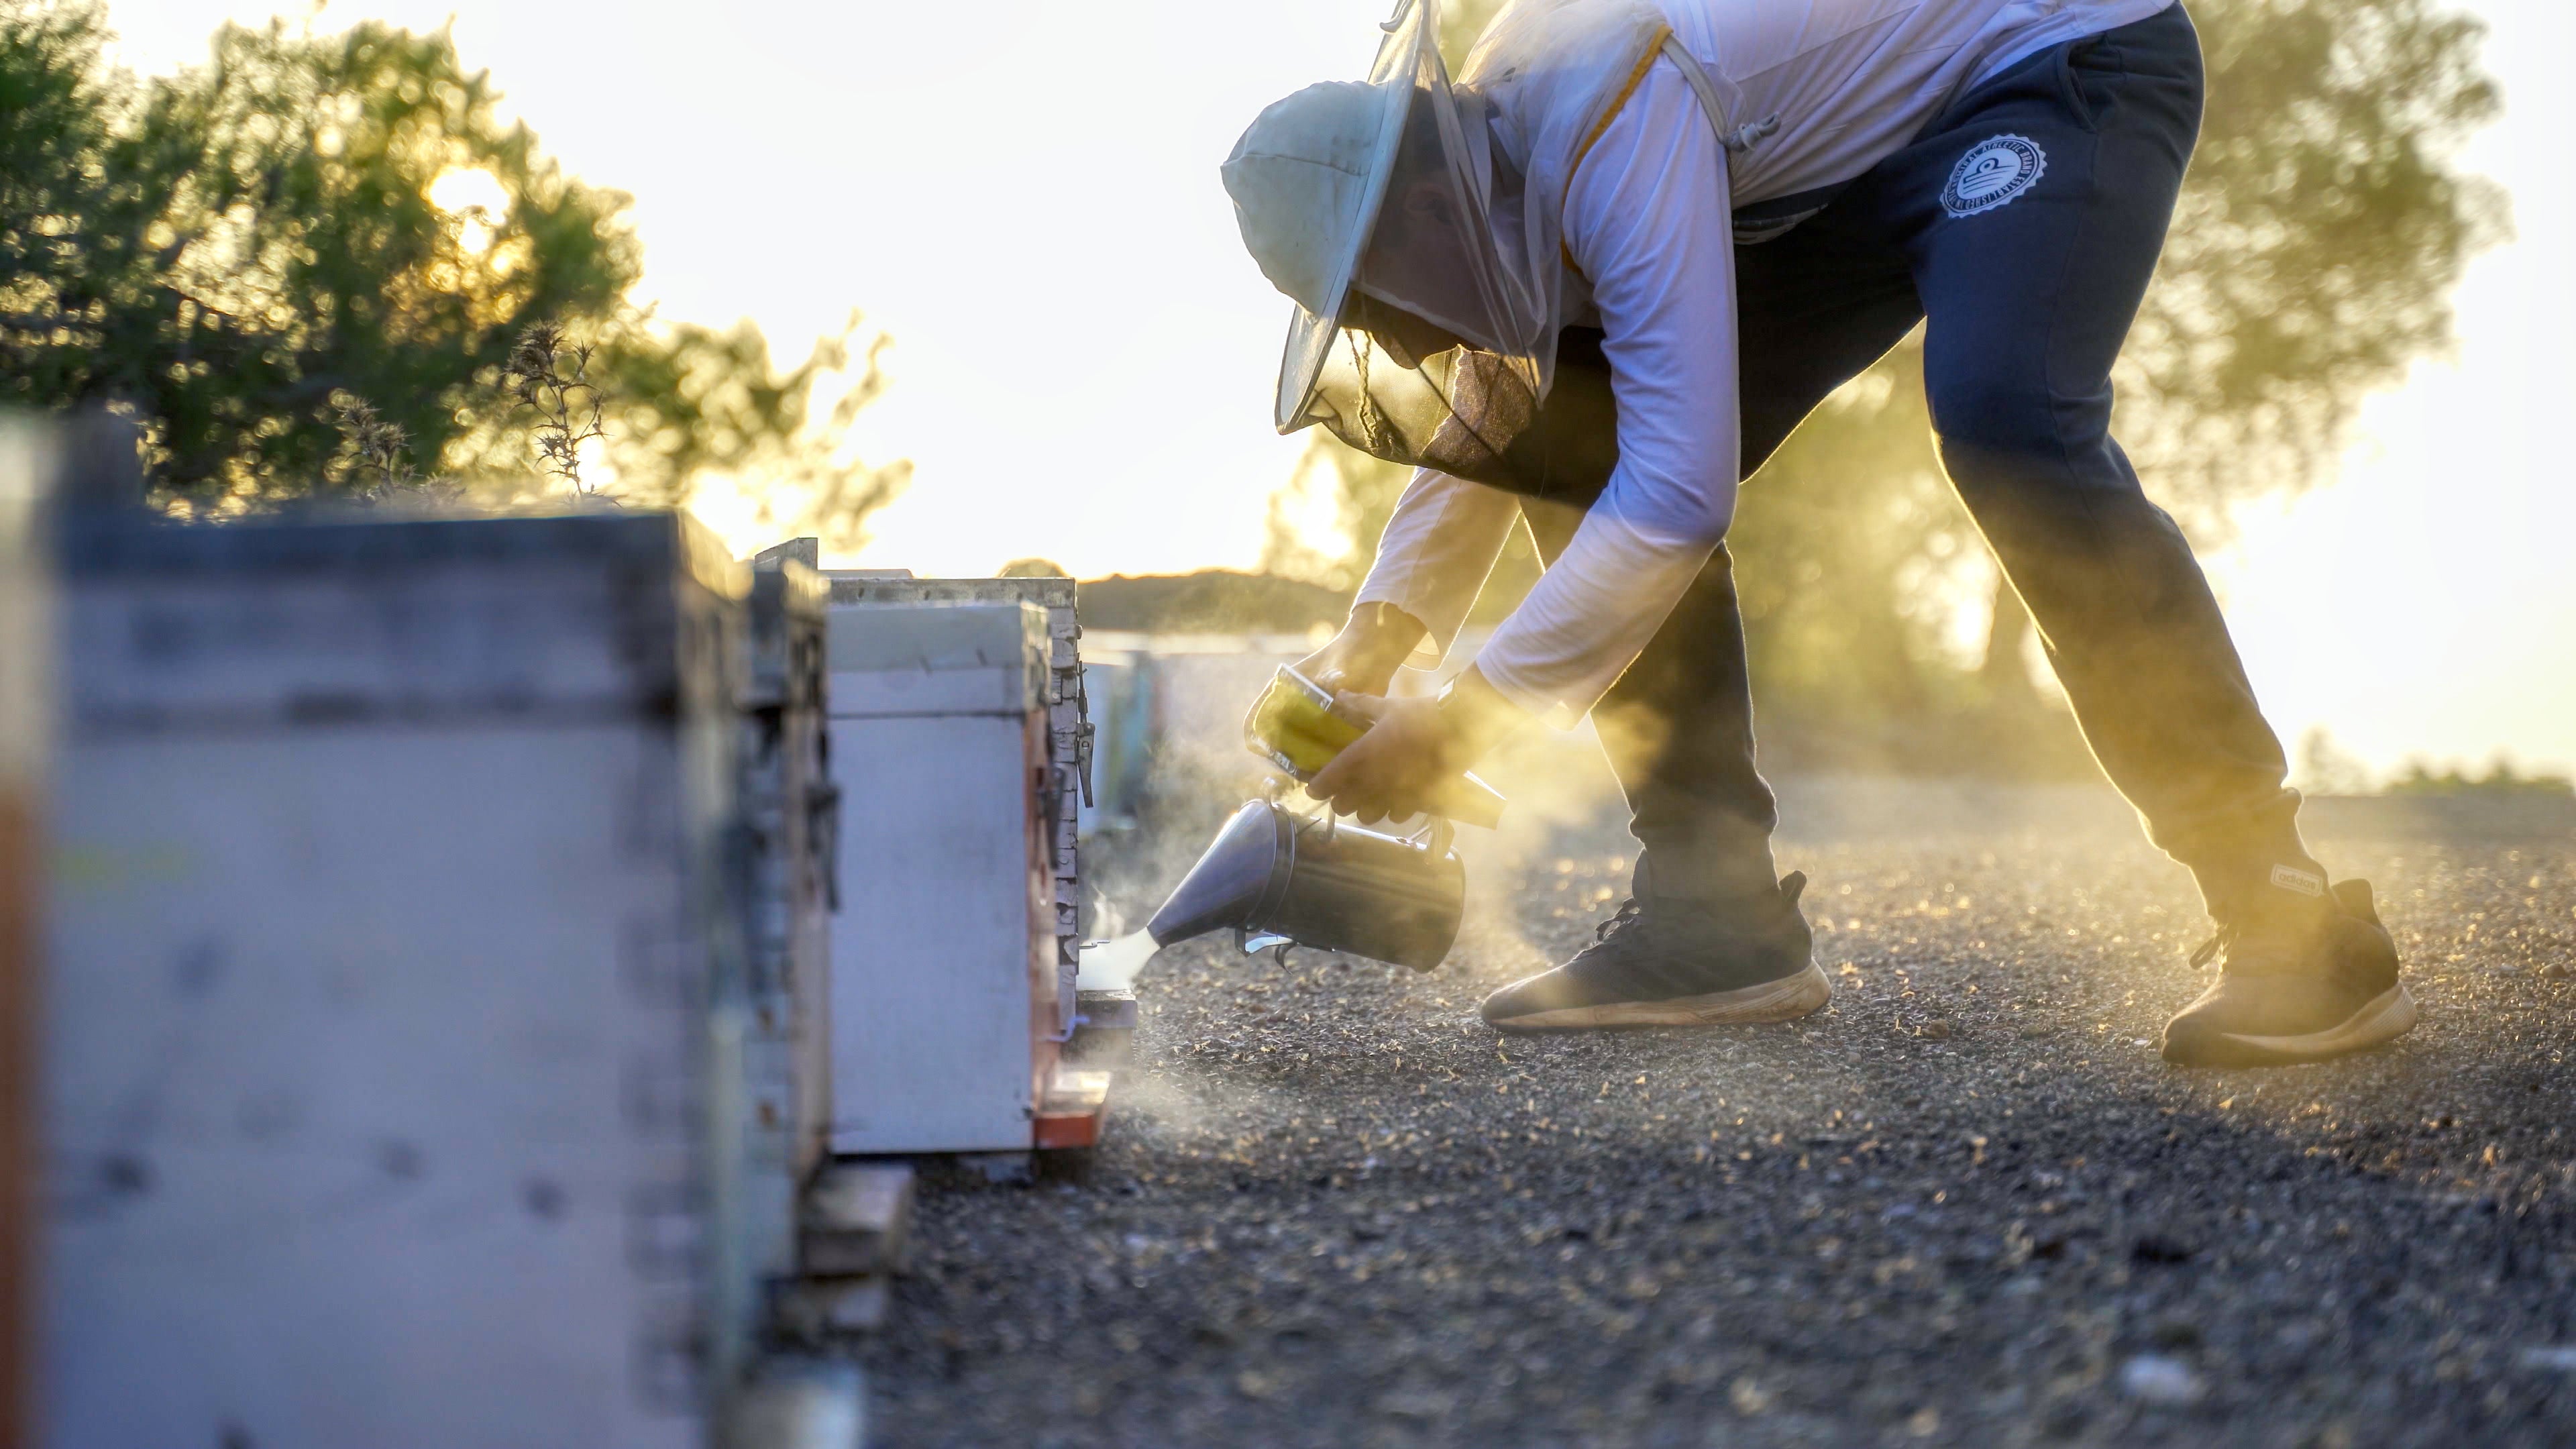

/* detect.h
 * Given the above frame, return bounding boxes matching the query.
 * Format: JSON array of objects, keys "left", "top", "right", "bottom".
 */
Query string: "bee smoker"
[{"left": 1146, "top": 796, "right": 1466, "bottom": 971}]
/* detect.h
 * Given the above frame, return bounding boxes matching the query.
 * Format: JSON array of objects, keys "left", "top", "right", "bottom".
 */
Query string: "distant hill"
[{"left": 1076, "top": 570, "right": 1351, "bottom": 635}]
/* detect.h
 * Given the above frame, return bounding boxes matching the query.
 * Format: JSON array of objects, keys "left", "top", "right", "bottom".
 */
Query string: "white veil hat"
[{"left": 1220, "top": 0, "right": 1436, "bottom": 431}]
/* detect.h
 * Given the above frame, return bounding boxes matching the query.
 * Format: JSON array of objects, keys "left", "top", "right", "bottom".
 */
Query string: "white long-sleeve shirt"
[{"left": 1354, "top": 0, "right": 2174, "bottom": 724}]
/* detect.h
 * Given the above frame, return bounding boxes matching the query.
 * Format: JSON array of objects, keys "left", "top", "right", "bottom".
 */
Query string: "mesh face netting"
[{"left": 1275, "top": 0, "right": 1674, "bottom": 498}]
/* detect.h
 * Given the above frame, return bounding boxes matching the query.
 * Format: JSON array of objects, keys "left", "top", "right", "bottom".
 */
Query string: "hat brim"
[{"left": 1273, "top": 0, "right": 1437, "bottom": 433}]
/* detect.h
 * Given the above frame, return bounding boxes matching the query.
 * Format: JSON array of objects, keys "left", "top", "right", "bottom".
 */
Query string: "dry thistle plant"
[
  {"left": 505, "top": 322, "right": 608, "bottom": 493},
  {"left": 332, "top": 396, "right": 421, "bottom": 497},
  {"left": 329, "top": 396, "right": 470, "bottom": 506}
]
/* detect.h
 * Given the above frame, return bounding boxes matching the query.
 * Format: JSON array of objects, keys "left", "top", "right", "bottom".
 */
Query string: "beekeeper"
[{"left": 1220, "top": 0, "right": 2417, "bottom": 1066}]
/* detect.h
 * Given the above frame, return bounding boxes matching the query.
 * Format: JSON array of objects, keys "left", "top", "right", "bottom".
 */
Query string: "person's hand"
[
  {"left": 1291, "top": 601, "right": 1428, "bottom": 698},
  {"left": 1307, "top": 667, "right": 1525, "bottom": 825}
]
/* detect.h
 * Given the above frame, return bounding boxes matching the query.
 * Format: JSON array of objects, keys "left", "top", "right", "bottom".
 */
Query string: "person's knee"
[
  {"left": 1926, "top": 368, "right": 2073, "bottom": 460},
  {"left": 1927, "top": 366, "right": 2137, "bottom": 508}
]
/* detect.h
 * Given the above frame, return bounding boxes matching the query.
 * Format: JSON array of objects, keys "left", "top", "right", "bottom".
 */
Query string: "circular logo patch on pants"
[{"left": 1941, "top": 134, "right": 2048, "bottom": 217}]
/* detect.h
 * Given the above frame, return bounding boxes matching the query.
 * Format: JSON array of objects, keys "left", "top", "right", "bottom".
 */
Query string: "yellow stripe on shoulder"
[
  {"left": 1571, "top": 27, "right": 1672, "bottom": 176},
  {"left": 1560, "top": 23, "right": 1674, "bottom": 282}
]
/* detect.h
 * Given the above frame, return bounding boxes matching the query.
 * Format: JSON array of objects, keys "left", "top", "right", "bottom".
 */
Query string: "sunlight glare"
[{"left": 427, "top": 166, "right": 509, "bottom": 254}]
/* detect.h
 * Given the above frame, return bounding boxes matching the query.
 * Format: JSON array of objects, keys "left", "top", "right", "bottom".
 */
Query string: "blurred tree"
[
  {"left": 2292, "top": 727, "right": 2378, "bottom": 796},
  {"left": 1267, "top": 0, "right": 2502, "bottom": 774},
  {"left": 2383, "top": 755, "right": 2575, "bottom": 799},
  {"left": 0, "top": 1, "right": 904, "bottom": 544},
  {"left": 596, "top": 312, "right": 910, "bottom": 553},
  {"left": 1262, "top": 442, "right": 1405, "bottom": 595}
]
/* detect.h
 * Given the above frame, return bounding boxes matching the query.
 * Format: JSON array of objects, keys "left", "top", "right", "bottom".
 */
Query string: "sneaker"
[
  {"left": 1478, "top": 872, "right": 1831, "bottom": 1034},
  {"left": 2160, "top": 878, "right": 2418, "bottom": 1067}
]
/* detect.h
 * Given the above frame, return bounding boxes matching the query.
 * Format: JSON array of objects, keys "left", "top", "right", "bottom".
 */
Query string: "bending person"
[{"left": 1220, "top": 0, "right": 2414, "bottom": 1066}]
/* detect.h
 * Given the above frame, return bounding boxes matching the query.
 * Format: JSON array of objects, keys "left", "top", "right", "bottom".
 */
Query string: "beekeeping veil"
[{"left": 1222, "top": 0, "right": 1676, "bottom": 490}]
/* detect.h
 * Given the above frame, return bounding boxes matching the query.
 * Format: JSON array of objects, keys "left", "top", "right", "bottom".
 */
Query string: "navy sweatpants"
[{"left": 1518, "top": 3, "right": 2324, "bottom": 924}]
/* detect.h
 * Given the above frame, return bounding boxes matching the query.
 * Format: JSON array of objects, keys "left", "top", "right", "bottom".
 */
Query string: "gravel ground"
[{"left": 861, "top": 783, "right": 2576, "bottom": 1448}]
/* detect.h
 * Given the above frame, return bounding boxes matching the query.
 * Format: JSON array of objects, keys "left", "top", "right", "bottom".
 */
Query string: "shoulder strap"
[
  {"left": 1560, "top": 23, "right": 1782, "bottom": 277},
  {"left": 1656, "top": 34, "right": 1779, "bottom": 152},
  {"left": 1568, "top": 30, "right": 1672, "bottom": 180}
]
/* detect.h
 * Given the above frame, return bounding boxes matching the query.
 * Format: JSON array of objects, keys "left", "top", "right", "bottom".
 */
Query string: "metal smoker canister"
[{"left": 1146, "top": 799, "right": 1464, "bottom": 971}]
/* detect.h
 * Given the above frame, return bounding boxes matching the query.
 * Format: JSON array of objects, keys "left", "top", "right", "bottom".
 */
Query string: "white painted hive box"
[
  {"left": 737, "top": 553, "right": 837, "bottom": 1283},
  {"left": 43, "top": 511, "right": 763, "bottom": 1449},
  {"left": 824, "top": 599, "right": 1057, "bottom": 1155},
  {"left": 826, "top": 577, "right": 1085, "bottom": 1032}
]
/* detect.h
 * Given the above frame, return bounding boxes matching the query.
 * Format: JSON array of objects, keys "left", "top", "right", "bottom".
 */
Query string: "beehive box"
[
  {"left": 826, "top": 577, "right": 1085, "bottom": 1034},
  {"left": 822, "top": 598, "right": 1058, "bottom": 1154},
  {"left": 737, "top": 545, "right": 836, "bottom": 1281},
  {"left": 42, "top": 510, "right": 767, "bottom": 1448}
]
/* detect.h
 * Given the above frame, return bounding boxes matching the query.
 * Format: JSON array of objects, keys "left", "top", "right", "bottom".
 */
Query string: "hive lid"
[
  {"left": 62, "top": 507, "right": 739, "bottom": 596},
  {"left": 825, "top": 574, "right": 1074, "bottom": 614},
  {"left": 825, "top": 600, "right": 1050, "bottom": 717},
  {"left": 61, "top": 510, "right": 741, "bottom": 733}
]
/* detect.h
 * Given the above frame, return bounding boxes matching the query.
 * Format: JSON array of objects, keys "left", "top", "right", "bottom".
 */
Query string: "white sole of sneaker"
[
  {"left": 1492, "top": 963, "right": 1833, "bottom": 1033},
  {"left": 2216, "top": 983, "right": 2421, "bottom": 1061}
]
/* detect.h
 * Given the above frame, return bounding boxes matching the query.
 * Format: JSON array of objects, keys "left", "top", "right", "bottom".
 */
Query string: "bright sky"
[{"left": 101, "top": 0, "right": 2576, "bottom": 780}]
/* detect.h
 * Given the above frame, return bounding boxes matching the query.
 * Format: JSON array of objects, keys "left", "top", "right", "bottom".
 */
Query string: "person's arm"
[
  {"left": 1472, "top": 62, "right": 1740, "bottom": 726},
  {"left": 1352, "top": 466, "right": 1523, "bottom": 665},
  {"left": 1297, "top": 466, "right": 1523, "bottom": 695},
  {"left": 1305, "top": 64, "right": 1739, "bottom": 821}
]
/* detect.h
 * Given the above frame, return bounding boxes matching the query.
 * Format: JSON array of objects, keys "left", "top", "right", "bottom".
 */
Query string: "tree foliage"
[
  {"left": 1269, "top": 0, "right": 2501, "bottom": 773},
  {"left": 2121, "top": 0, "right": 2503, "bottom": 517},
  {"left": 0, "top": 1, "right": 904, "bottom": 544},
  {"left": 596, "top": 312, "right": 910, "bottom": 553}
]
